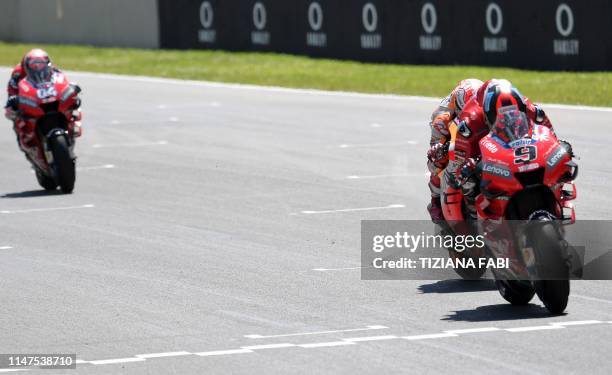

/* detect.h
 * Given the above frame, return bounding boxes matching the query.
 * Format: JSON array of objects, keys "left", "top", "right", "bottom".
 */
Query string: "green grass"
[{"left": 1, "top": 42, "right": 611, "bottom": 107}]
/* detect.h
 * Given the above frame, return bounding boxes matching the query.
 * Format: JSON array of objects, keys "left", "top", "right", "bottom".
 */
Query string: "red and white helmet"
[
  {"left": 481, "top": 79, "right": 528, "bottom": 127},
  {"left": 449, "top": 78, "right": 484, "bottom": 114},
  {"left": 23, "top": 49, "right": 53, "bottom": 84}
]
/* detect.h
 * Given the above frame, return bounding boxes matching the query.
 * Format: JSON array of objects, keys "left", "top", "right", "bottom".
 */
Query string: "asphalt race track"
[{"left": 1, "top": 67, "right": 611, "bottom": 374}]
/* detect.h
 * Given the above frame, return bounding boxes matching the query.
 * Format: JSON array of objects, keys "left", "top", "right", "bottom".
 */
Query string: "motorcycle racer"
[
  {"left": 444, "top": 79, "right": 573, "bottom": 216},
  {"left": 5, "top": 49, "right": 81, "bottom": 155},
  {"left": 427, "top": 78, "right": 483, "bottom": 221}
]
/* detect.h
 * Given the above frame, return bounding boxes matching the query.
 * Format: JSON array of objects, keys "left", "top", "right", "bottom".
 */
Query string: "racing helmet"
[
  {"left": 449, "top": 78, "right": 484, "bottom": 114},
  {"left": 23, "top": 49, "right": 53, "bottom": 84},
  {"left": 482, "top": 79, "right": 527, "bottom": 127}
]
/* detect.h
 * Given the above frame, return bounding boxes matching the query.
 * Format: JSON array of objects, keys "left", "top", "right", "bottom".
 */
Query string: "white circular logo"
[
  {"left": 362, "top": 3, "right": 378, "bottom": 33},
  {"left": 486, "top": 3, "right": 503, "bottom": 35},
  {"left": 199, "top": 1, "right": 214, "bottom": 29},
  {"left": 421, "top": 2, "right": 437, "bottom": 34},
  {"left": 556, "top": 3, "right": 574, "bottom": 37},
  {"left": 308, "top": 2, "right": 323, "bottom": 31},
  {"left": 253, "top": 2, "right": 267, "bottom": 30}
]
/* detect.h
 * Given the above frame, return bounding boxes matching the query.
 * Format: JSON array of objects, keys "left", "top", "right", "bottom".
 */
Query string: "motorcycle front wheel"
[
  {"left": 530, "top": 222, "right": 570, "bottom": 315},
  {"left": 49, "top": 136, "right": 76, "bottom": 194}
]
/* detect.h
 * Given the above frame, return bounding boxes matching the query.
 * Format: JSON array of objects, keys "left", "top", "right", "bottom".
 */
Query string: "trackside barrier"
[{"left": 157, "top": 0, "right": 612, "bottom": 70}]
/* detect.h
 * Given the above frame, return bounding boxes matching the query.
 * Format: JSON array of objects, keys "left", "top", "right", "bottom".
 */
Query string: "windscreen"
[{"left": 491, "top": 106, "right": 531, "bottom": 144}]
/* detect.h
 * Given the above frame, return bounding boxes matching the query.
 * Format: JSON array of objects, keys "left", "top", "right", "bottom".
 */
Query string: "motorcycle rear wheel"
[
  {"left": 35, "top": 170, "right": 57, "bottom": 191},
  {"left": 49, "top": 136, "right": 75, "bottom": 194},
  {"left": 495, "top": 279, "right": 536, "bottom": 305}
]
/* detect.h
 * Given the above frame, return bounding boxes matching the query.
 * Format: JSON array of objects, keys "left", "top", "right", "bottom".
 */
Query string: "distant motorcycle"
[
  {"left": 13, "top": 72, "right": 82, "bottom": 193},
  {"left": 439, "top": 108, "right": 578, "bottom": 314}
]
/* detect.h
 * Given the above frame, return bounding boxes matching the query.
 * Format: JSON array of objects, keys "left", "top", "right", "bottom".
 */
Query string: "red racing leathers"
[
  {"left": 443, "top": 90, "right": 555, "bottom": 217},
  {"left": 7, "top": 63, "right": 26, "bottom": 98}
]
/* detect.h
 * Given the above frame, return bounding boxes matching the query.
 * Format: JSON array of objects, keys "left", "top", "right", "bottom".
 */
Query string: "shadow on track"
[
  {"left": 1, "top": 190, "right": 61, "bottom": 199},
  {"left": 418, "top": 279, "right": 498, "bottom": 294},
  {"left": 442, "top": 303, "right": 559, "bottom": 322}
]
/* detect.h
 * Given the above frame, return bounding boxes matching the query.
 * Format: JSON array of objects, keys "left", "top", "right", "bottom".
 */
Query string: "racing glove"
[
  {"left": 4, "top": 96, "right": 18, "bottom": 121},
  {"left": 559, "top": 139, "right": 574, "bottom": 158},
  {"left": 427, "top": 142, "right": 449, "bottom": 168}
]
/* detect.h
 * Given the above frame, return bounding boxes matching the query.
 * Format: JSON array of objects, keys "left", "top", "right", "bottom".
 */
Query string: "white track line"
[
  {"left": 403, "top": 333, "right": 458, "bottom": 340},
  {"left": 135, "top": 351, "right": 191, "bottom": 359},
  {"left": 241, "top": 343, "right": 296, "bottom": 350},
  {"left": 0, "top": 204, "right": 94, "bottom": 214},
  {"left": 244, "top": 325, "right": 388, "bottom": 339},
  {"left": 57, "top": 321, "right": 611, "bottom": 368},
  {"left": 299, "top": 341, "right": 356, "bottom": 348},
  {"left": 343, "top": 335, "right": 398, "bottom": 342},
  {"left": 195, "top": 349, "right": 253, "bottom": 357},
  {"left": 90, "top": 357, "right": 146, "bottom": 365},
  {"left": 0, "top": 246, "right": 13, "bottom": 250},
  {"left": 78, "top": 164, "right": 115, "bottom": 171},
  {"left": 550, "top": 320, "right": 602, "bottom": 326},
  {"left": 91, "top": 141, "right": 167, "bottom": 148},
  {"left": 297, "top": 204, "right": 404, "bottom": 215},
  {"left": 505, "top": 325, "right": 565, "bottom": 333},
  {"left": 445, "top": 327, "right": 501, "bottom": 334}
]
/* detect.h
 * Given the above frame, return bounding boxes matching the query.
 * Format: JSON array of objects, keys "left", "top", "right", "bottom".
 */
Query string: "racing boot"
[{"left": 427, "top": 196, "right": 444, "bottom": 222}]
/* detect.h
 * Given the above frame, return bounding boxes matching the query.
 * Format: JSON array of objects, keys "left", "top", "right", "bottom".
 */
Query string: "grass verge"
[{"left": 1, "top": 42, "right": 611, "bottom": 107}]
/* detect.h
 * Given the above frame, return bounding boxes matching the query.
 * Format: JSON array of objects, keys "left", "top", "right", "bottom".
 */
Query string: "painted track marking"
[
  {"left": 0, "top": 321, "right": 605, "bottom": 372},
  {"left": 505, "top": 325, "right": 565, "bottom": 333},
  {"left": 245, "top": 325, "right": 388, "bottom": 339},
  {"left": 296, "top": 204, "right": 404, "bottom": 215},
  {"left": 241, "top": 343, "right": 295, "bottom": 350},
  {"left": 445, "top": 327, "right": 501, "bottom": 334},
  {"left": 299, "top": 341, "right": 356, "bottom": 348},
  {"left": 135, "top": 351, "right": 191, "bottom": 359},
  {"left": 78, "top": 164, "right": 115, "bottom": 171},
  {"left": 343, "top": 335, "right": 398, "bottom": 342},
  {"left": 550, "top": 320, "right": 601, "bottom": 326},
  {"left": 195, "top": 349, "right": 253, "bottom": 357},
  {"left": 90, "top": 357, "right": 146, "bottom": 365},
  {"left": 403, "top": 333, "right": 458, "bottom": 340},
  {"left": 0, "top": 246, "right": 13, "bottom": 250},
  {"left": 0, "top": 204, "right": 95, "bottom": 214}
]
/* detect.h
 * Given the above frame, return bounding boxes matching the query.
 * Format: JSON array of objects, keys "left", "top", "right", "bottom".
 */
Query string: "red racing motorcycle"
[
  {"left": 13, "top": 72, "right": 82, "bottom": 193},
  {"left": 440, "top": 107, "right": 578, "bottom": 314}
]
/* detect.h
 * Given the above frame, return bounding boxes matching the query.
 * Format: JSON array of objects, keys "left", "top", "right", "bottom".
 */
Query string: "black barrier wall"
[{"left": 158, "top": 0, "right": 612, "bottom": 70}]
